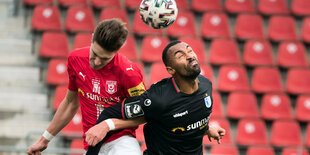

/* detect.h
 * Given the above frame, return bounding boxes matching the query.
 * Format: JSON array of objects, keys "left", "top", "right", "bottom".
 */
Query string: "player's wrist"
[
  {"left": 104, "top": 119, "right": 115, "bottom": 131},
  {"left": 42, "top": 130, "right": 55, "bottom": 141}
]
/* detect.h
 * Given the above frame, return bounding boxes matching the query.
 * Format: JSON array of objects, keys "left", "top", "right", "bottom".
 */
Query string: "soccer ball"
[{"left": 139, "top": 0, "right": 178, "bottom": 29}]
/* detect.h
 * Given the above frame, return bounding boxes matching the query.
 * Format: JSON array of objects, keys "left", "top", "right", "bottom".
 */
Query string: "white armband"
[
  {"left": 104, "top": 119, "right": 115, "bottom": 131},
  {"left": 42, "top": 130, "right": 55, "bottom": 141}
]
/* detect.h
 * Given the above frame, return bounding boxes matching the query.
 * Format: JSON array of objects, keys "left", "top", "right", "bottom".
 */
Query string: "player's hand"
[
  {"left": 85, "top": 121, "right": 109, "bottom": 146},
  {"left": 27, "top": 137, "right": 49, "bottom": 155},
  {"left": 206, "top": 125, "right": 226, "bottom": 144}
]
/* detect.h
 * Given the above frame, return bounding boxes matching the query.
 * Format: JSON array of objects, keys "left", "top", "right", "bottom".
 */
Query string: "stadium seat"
[
  {"left": 23, "top": 0, "right": 52, "bottom": 6},
  {"left": 227, "top": 92, "right": 260, "bottom": 119},
  {"left": 58, "top": 0, "right": 87, "bottom": 7},
  {"left": 31, "top": 6, "right": 61, "bottom": 31},
  {"left": 39, "top": 32, "right": 69, "bottom": 58},
  {"left": 133, "top": 11, "right": 163, "bottom": 36},
  {"left": 271, "top": 120, "right": 302, "bottom": 147},
  {"left": 192, "top": 0, "right": 222, "bottom": 12},
  {"left": 203, "top": 118, "right": 232, "bottom": 145},
  {"left": 200, "top": 65, "right": 214, "bottom": 84},
  {"left": 302, "top": 17, "right": 310, "bottom": 43},
  {"left": 243, "top": 40, "right": 274, "bottom": 66},
  {"left": 175, "top": 0, "right": 190, "bottom": 10},
  {"left": 217, "top": 65, "right": 250, "bottom": 92},
  {"left": 125, "top": 0, "right": 140, "bottom": 10},
  {"left": 210, "top": 145, "right": 239, "bottom": 155},
  {"left": 178, "top": 37, "right": 206, "bottom": 64},
  {"left": 258, "top": 0, "right": 289, "bottom": 15},
  {"left": 295, "top": 95, "right": 310, "bottom": 122},
  {"left": 118, "top": 36, "right": 138, "bottom": 61},
  {"left": 225, "top": 0, "right": 255, "bottom": 14},
  {"left": 268, "top": 16, "right": 297, "bottom": 41},
  {"left": 46, "top": 59, "right": 69, "bottom": 85},
  {"left": 286, "top": 68, "right": 310, "bottom": 94},
  {"left": 140, "top": 36, "right": 169, "bottom": 63},
  {"left": 167, "top": 11, "right": 196, "bottom": 38},
  {"left": 251, "top": 67, "right": 283, "bottom": 93},
  {"left": 73, "top": 33, "right": 92, "bottom": 50},
  {"left": 292, "top": 0, "right": 310, "bottom": 16},
  {"left": 209, "top": 39, "right": 241, "bottom": 65},
  {"left": 306, "top": 123, "right": 310, "bottom": 147},
  {"left": 148, "top": 62, "right": 171, "bottom": 87},
  {"left": 235, "top": 14, "right": 264, "bottom": 40},
  {"left": 246, "top": 146, "right": 275, "bottom": 155},
  {"left": 236, "top": 118, "right": 268, "bottom": 145},
  {"left": 201, "top": 12, "right": 231, "bottom": 39},
  {"left": 62, "top": 110, "right": 83, "bottom": 138},
  {"left": 69, "top": 139, "right": 84, "bottom": 155},
  {"left": 65, "top": 7, "right": 95, "bottom": 33},
  {"left": 282, "top": 148, "right": 309, "bottom": 155},
  {"left": 99, "top": 8, "right": 129, "bottom": 29},
  {"left": 211, "top": 92, "right": 224, "bottom": 118},
  {"left": 277, "top": 42, "right": 307, "bottom": 68},
  {"left": 261, "top": 93, "right": 293, "bottom": 120},
  {"left": 53, "top": 85, "right": 67, "bottom": 111},
  {"left": 91, "top": 0, "right": 120, "bottom": 9},
  {"left": 136, "top": 124, "right": 145, "bottom": 142}
]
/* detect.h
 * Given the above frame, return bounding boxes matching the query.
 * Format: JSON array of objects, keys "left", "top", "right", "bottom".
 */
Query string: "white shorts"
[{"left": 85, "top": 135, "right": 142, "bottom": 155}]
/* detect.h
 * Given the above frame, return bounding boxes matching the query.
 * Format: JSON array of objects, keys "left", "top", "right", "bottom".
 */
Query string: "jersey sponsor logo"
[
  {"left": 173, "top": 110, "right": 188, "bottom": 118},
  {"left": 128, "top": 82, "right": 145, "bottom": 97},
  {"left": 106, "top": 81, "right": 117, "bottom": 95},
  {"left": 171, "top": 127, "right": 185, "bottom": 133},
  {"left": 144, "top": 99, "right": 151, "bottom": 106},
  {"left": 187, "top": 117, "right": 209, "bottom": 131},
  {"left": 78, "top": 88, "right": 85, "bottom": 96},
  {"left": 92, "top": 78, "right": 101, "bottom": 94},
  {"left": 204, "top": 96, "right": 212, "bottom": 108},
  {"left": 124, "top": 101, "right": 144, "bottom": 119}
]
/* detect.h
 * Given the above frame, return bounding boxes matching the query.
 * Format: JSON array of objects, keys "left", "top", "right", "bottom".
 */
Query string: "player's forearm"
[{"left": 98, "top": 117, "right": 145, "bottom": 131}]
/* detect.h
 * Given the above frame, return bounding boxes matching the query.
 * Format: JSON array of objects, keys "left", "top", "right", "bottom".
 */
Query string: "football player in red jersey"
[{"left": 27, "top": 19, "right": 145, "bottom": 155}]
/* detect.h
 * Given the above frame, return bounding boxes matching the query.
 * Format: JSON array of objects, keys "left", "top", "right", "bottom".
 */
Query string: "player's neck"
[{"left": 174, "top": 76, "right": 199, "bottom": 94}]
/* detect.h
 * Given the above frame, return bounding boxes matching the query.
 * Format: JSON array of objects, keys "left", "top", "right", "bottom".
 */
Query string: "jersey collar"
[{"left": 172, "top": 78, "right": 180, "bottom": 93}]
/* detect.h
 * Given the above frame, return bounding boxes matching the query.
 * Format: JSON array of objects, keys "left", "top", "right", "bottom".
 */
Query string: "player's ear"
[{"left": 166, "top": 66, "right": 175, "bottom": 75}]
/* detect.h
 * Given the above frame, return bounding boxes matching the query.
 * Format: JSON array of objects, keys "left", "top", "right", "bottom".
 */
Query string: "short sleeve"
[
  {"left": 67, "top": 56, "right": 77, "bottom": 91},
  {"left": 122, "top": 63, "right": 146, "bottom": 97}
]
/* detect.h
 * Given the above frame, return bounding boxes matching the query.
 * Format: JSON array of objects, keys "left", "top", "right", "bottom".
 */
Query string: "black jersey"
[{"left": 87, "top": 74, "right": 213, "bottom": 155}]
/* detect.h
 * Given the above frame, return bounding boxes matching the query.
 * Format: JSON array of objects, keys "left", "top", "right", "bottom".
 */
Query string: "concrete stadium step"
[
  {"left": 0, "top": 83, "right": 47, "bottom": 94},
  {"left": 0, "top": 53, "right": 37, "bottom": 66},
  {"left": 0, "top": 39, "right": 31, "bottom": 54},
  {"left": 0, "top": 66, "right": 40, "bottom": 84}
]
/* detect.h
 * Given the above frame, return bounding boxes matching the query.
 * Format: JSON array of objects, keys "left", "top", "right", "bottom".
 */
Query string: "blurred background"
[{"left": 0, "top": 0, "right": 310, "bottom": 154}]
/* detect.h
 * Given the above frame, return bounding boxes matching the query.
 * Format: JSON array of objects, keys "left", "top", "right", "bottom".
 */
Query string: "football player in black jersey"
[{"left": 85, "top": 41, "right": 225, "bottom": 155}]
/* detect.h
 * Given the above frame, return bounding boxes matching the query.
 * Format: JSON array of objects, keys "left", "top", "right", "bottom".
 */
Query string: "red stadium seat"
[
  {"left": 133, "top": 11, "right": 163, "bottom": 36},
  {"left": 178, "top": 37, "right": 206, "bottom": 64},
  {"left": 69, "top": 139, "right": 84, "bottom": 155},
  {"left": 136, "top": 124, "right": 145, "bottom": 142},
  {"left": 23, "top": 0, "right": 52, "bottom": 6},
  {"left": 125, "top": 0, "right": 140, "bottom": 10},
  {"left": 203, "top": 118, "right": 232, "bottom": 145},
  {"left": 302, "top": 17, "right": 310, "bottom": 43},
  {"left": 211, "top": 92, "right": 224, "bottom": 118},
  {"left": 258, "top": 0, "right": 289, "bottom": 15},
  {"left": 39, "top": 32, "right": 69, "bottom": 58},
  {"left": 225, "top": 0, "right": 255, "bottom": 14},
  {"left": 271, "top": 120, "right": 302, "bottom": 147},
  {"left": 209, "top": 39, "right": 241, "bottom": 65},
  {"left": 210, "top": 145, "right": 239, "bottom": 155},
  {"left": 192, "top": 0, "right": 222, "bottom": 12},
  {"left": 148, "top": 62, "right": 171, "bottom": 87},
  {"left": 296, "top": 95, "right": 310, "bottom": 122},
  {"left": 46, "top": 59, "right": 69, "bottom": 85},
  {"left": 246, "top": 146, "right": 275, "bottom": 155},
  {"left": 167, "top": 11, "right": 196, "bottom": 37},
  {"left": 277, "top": 42, "right": 308, "bottom": 68},
  {"left": 118, "top": 36, "right": 138, "bottom": 61},
  {"left": 286, "top": 68, "right": 310, "bottom": 94},
  {"left": 292, "top": 0, "right": 310, "bottom": 16},
  {"left": 58, "top": 0, "right": 87, "bottom": 7},
  {"left": 99, "top": 8, "right": 129, "bottom": 30},
  {"left": 268, "top": 16, "right": 297, "bottom": 41},
  {"left": 261, "top": 93, "right": 293, "bottom": 120},
  {"left": 62, "top": 110, "right": 83, "bottom": 138},
  {"left": 200, "top": 65, "right": 214, "bottom": 84},
  {"left": 175, "top": 0, "right": 190, "bottom": 10},
  {"left": 65, "top": 7, "right": 95, "bottom": 33},
  {"left": 53, "top": 85, "right": 67, "bottom": 111},
  {"left": 201, "top": 12, "right": 231, "bottom": 39},
  {"left": 235, "top": 14, "right": 264, "bottom": 40},
  {"left": 243, "top": 40, "right": 274, "bottom": 67},
  {"left": 218, "top": 65, "right": 250, "bottom": 92},
  {"left": 251, "top": 67, "right": 283, "bottom": 93},
  {"left": 91, "top": 0, "right": 120, "bottom": 9},
  {"left": 236, "top": 118, "right": 268, "bottom": 145},
  {"left": 73, "top": 33, "right": 92, "bottom": 50},
  {"left": 227, "top": 92, "right": 260, "bottom": 119},
  {"left": 140, "top": 36, "right": 169, "bottom": 63},
  {"left": 282, "top": 148, "right": 309, "bottom": 155},
  {"left": 31, "top": 6, "right": 61, "bottom": 31},
  {"left": 306, "top": 123, "right": 310, "bottom": 147}
]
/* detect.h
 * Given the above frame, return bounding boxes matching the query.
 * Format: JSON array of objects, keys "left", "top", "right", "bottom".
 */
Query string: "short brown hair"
[{"left": 92, "top": 18, "right": 128, "bottom": 52}]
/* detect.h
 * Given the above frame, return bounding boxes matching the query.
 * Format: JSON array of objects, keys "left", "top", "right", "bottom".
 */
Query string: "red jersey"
[{"left": 67, "top": 47, "right": 146, "bottom": 149}]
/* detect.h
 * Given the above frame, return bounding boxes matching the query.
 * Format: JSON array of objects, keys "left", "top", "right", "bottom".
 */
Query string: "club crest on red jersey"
[{"left": 106, "top": 81, "right": 117, "bottom": 94}]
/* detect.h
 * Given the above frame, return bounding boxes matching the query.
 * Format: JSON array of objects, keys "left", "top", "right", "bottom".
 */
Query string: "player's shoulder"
[
  {"left": 68, "top": 47, "right": 90, "bottom": 59},
  {"left": 116, "top": 54, "right": 142, "bottom": 76},
  {"left": 148, "top": 77, "right": 172, "bottom": 93},
  {"left": 198, "top": 74, "right": 212, "bottom": 87}
]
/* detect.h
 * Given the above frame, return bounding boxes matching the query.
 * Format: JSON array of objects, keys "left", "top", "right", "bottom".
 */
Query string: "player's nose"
[{"left": 94, "top": 57, "right": 102, "bottom": 66}]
